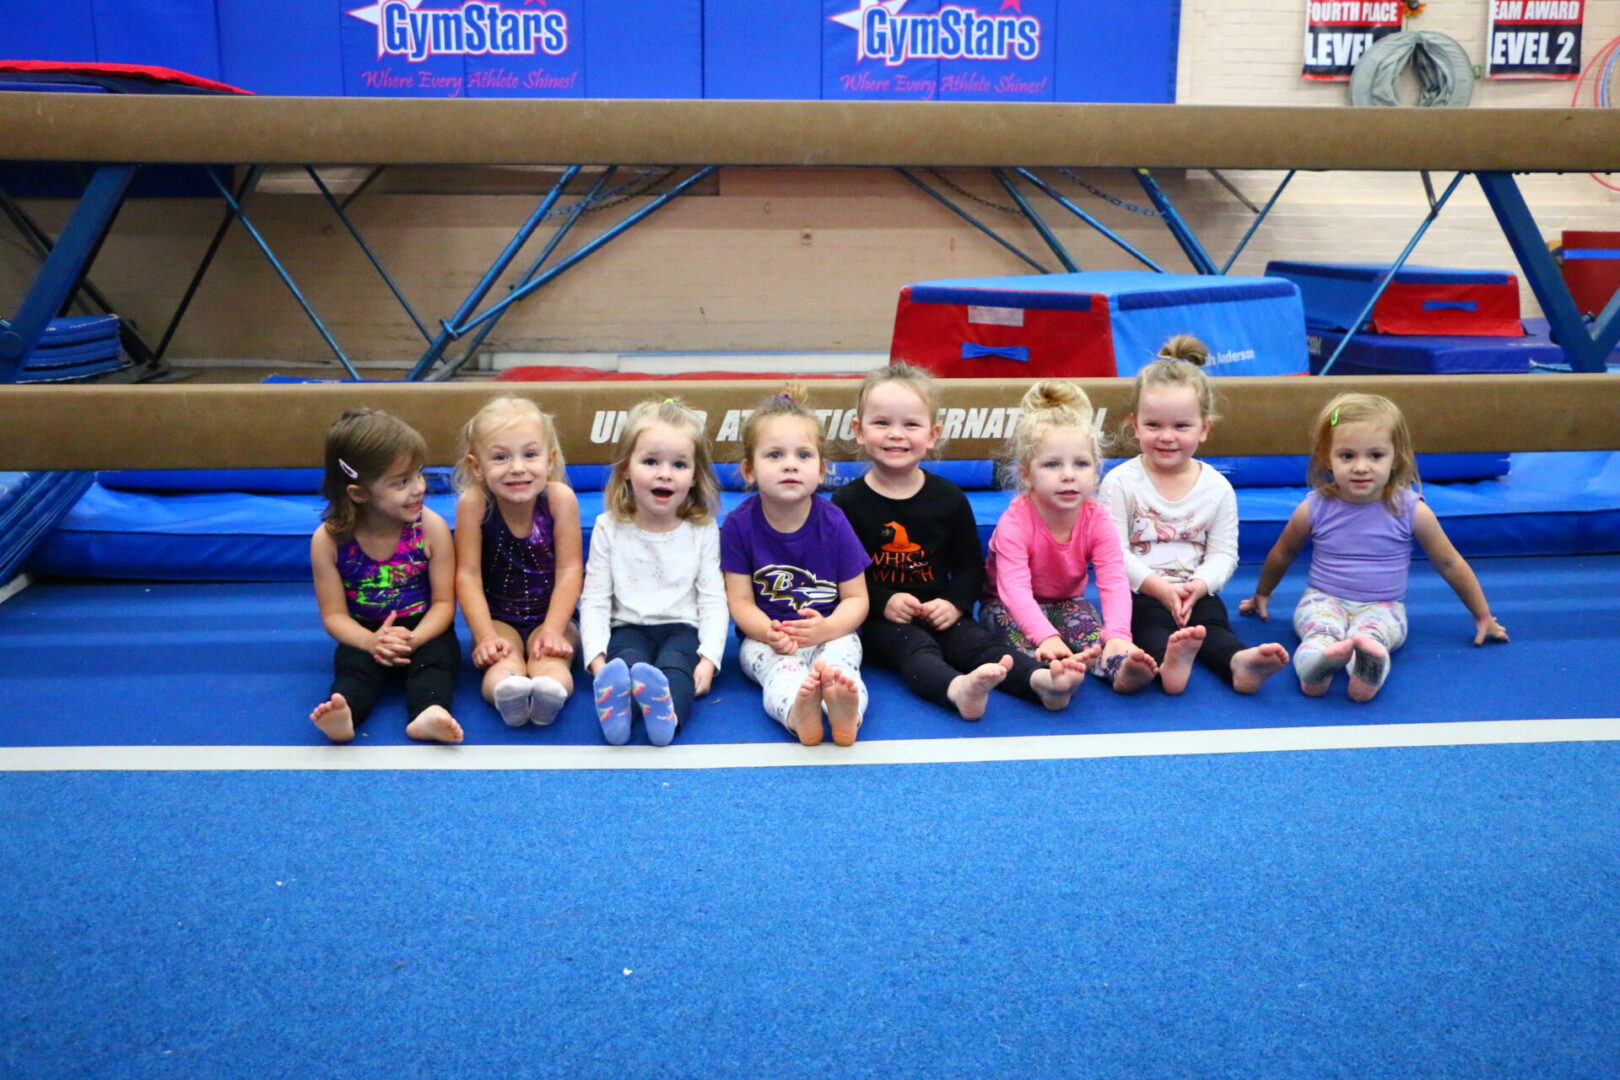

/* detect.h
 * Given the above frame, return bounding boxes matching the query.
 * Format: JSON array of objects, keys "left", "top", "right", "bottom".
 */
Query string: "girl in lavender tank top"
[
  {"left": 1240, "top": 393, "right": 1509, "bottom": 702},
  {"left": 454, "top": 396, "right": 584, "bottom": 728}
]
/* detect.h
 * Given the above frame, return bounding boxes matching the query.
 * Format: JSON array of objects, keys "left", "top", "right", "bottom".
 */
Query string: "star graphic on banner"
[
  {"left": 829, "top": 0, "right": 910, "bottom": 61},
  {"left": 347, "top": 0, "right": 423, "bottom": 28},
  {"left": 1000, "top": 0, "right": 1023, "bottom": 10}
]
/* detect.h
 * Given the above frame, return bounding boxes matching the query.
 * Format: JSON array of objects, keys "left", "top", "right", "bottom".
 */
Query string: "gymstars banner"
[
  {"left": 823, "top": 0, "right": 1058, "bottom": 102},
  {"left": 1486, "top": 0, "right": 1584, "bottom": 79},
  {"left": 1302, "top": 1, "right": 1405, "bottom": 81},
  {"left": 341, "top": 0, "right": 584, "bottom": 97}
]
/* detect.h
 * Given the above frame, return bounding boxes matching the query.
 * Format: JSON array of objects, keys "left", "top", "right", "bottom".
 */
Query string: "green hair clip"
[{"left": 1329, "top": 407, "right": 1341, "bottom": 426}]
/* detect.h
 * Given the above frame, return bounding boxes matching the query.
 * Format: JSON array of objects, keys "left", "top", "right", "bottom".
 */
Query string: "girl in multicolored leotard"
[
  {"left": 309, "top": 408, "right": 463, "bottom": 744},
  {"left": 454, "top": 395, "right": 584, "bottom": 727}
]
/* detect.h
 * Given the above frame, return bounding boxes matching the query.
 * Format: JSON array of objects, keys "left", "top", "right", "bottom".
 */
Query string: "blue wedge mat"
[{"left": 0, "top": 471, "right": 95, "bottom": 582}]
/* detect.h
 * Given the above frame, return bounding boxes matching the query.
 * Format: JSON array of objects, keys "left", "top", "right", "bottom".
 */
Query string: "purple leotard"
[
  {"left": 481, "top": 493, "right": 557, "bottom": 637},
  {"left": 337, "top": 518, "right": 431, "bottom": 623}
]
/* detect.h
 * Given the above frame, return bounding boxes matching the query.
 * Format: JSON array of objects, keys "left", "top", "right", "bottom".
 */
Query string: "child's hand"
[
  {"left": 918, "top": 598, "right": 961, "bottom": 631},
  {"left": 1035, "top": 635, "right": 1072, "bottom": 662},
  {"left": 694, "top": 657, "right": 717, "bottom": 696},
  {"left": 884, "top": 592, "right": 924, "bottom": 624},
  {"left": 777, "top": 609, "right": 828, "bottom": 648},
  {"left": 471, "top": 636, "right": 513, "bottom": 669},
  {"left": 1172, "top": 580, "right": 1209, "bottom": 627},
  {"left": 1239, "top": 594, "right": 1269, "bottom": 621},
  {"left": 1474, "top": 615, "right": 1510, "bottom": 645},
  {"left": 1141, "top": 575, "right": 1180, "bottom": 616},
  {"left": 764, "top": 622, "right": 798, "bottom": 655},
  {"left": 533, "top": 627, "right": 574, "bottom": 662},
  {"left": 370, "top": 612, "right": 412, "bottom": 665}
]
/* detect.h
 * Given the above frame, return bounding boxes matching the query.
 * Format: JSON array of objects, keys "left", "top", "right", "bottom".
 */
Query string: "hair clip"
[
  {"left": 1329, "top": 408, "right": 1341, "bottom": 427},
  {"left": 773, "top": 393, "right": 793, "bottom": 404},
  {"left": 338, "top": 457, "right": 359, "bottom": 479},
  {"left": 662, "top": 397, "right": 680, "bottom": 407}
]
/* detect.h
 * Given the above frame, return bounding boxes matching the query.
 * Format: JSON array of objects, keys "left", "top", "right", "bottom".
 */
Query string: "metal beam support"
[
  {"left": 1132, "top": 168, "right": 1218, "bottom": 275},
  {"left": 407, "top": 165, "right": 582, "bottom": 381},
  {"left": 1013, "top": 168, "right": 1166, "bottom": 273},
  {"left": 156, "top": 165, "right": 264, "bottom": 364},
  {"left": 1219, "top": 171, "right": 1294, "bottom": 275},
  {"left": 894, "top": 169, "right": 1049, "bottom": 273},
  {"left": 204, "top": 166, "right": 358, "bottom": 380},
  {"left": 0, "top": 164, "right": 136, "bottom": 384},
  {"left": 1317, "top": 171, "right": 1466, "bottom": 376},
  {"left": 308, "top": 167, "right": 432, "bottom": 343},
  {"left": 993, "top": 168, "right": 1077, "bottom": 272},
  {"left": 1476, "top": 170, "right": 1620, "bottom": 373}
]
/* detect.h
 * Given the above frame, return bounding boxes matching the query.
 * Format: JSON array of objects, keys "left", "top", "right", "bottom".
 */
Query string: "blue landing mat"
[
  {"left": 2, "top": 743, "right": 1617, "bottom": 1080},
  {"left": 0, "top": 556, "right": 1610, "bottom": 748}
]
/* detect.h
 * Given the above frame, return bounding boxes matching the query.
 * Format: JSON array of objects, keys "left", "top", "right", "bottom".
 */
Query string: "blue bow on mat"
[{"left": 961, "top": 342, "right": 1029, "bottom": 363}]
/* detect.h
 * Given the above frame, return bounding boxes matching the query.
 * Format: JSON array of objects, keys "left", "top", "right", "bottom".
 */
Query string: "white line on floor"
[{"left": 1, "top": 717, "right": 1614, "bottom": 773}]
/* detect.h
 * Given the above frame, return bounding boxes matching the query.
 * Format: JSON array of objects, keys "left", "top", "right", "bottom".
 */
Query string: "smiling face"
[
  {"left": 855, "top": 379, "right": 938, "bottom": 478},
  {"left": 1021, "top": 426, "right": 1100, "bottom": 513},
  {"left": 745, "top": 415, "right": 824, "bottom": 508},
  {"left": 469, "top": 419, "right": 553, "bottom": 508},
  {"left": 354, "top": 454, "right": 427, "bottom": 526},
  {"left": 626, "top": 421, "right": 697, "bottom": 529},
  {"left": 1132, "top": 383, "right": 1210, "bottom": 476},
  {"left": 1328, "top": 420, "right": 1396, "bottom": 504}
]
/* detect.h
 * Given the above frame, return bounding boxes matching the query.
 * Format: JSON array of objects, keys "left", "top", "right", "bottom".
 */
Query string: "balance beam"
[
  {"left": 0, "top": 375, "right": 1614, "bottom": 470},
  {"left": 5, "top": 95, "right": 1620, "bottom": 171}
]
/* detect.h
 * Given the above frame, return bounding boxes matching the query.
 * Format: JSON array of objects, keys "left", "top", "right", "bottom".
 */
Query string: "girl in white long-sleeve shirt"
[
  {"left": 1096, "top": 336, "right": 1290, "bottom": 695},
  {"left": 580, "top": 399, "right": 727, "bottom": 745}
]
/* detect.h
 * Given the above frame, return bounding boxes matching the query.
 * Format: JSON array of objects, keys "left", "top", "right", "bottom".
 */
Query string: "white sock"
[
  {"left": 493, "top": 675, "right": 533, "bottom": 727},
  {"left": 529, "top": 676, "right": 568, "bottom": 726}
]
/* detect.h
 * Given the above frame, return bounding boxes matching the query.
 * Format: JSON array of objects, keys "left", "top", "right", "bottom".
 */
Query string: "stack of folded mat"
[{"left": 4, "top": 314, "right": 127, "bottom": 383}]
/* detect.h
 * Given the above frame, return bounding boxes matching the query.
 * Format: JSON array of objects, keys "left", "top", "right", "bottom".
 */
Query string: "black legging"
[
  {"left": 862, "top": 618, "right": 1045, "bottom": 710},
  {"left": 330, "top": 617, "right": 460, "bottom": 724},
  {"left": 1130, "top": 592, "right": 1246, "bottom": 686}
]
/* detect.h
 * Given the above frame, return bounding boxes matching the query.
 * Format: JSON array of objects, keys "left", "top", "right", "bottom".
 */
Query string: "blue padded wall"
[
  {"left": 6, "top": 0, "right": 99, "bottom": 63},
  {"left": 703, "top": 0, "right": 821, "bottom": 100},
  {"left": 90, "top": 0, "right": 223, "bottom": 82},
  {"left": 584, "top": 0, "right": 701, "bottom": 100},
  {"left": 1055, "top": 0, "right": 1181, "bottom": 104},
  {"left": 218, "top": 0, "right": 344, "bottom": 96}
]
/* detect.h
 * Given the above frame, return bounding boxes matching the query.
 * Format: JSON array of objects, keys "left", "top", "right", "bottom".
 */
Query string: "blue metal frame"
[
  {"left": 0, "top": 163, "right": 136, "bottom": 384},
  {"left": 893, "top": 169, "right": 1049, "bottom": 273},
  {"left": 1476, "top": 171, "right": 1620, "bottom": 374},
  {"left": 307, "top": 167, "right": 432, "bottom": 344},
  {"left": 1012, "top": 168, "right": 1167, "bottom": 273},
  {"left": 1220, "top": 171, "right": 1295, "bottom": 275},
  {"left": 1316, "top": 171, "right": 1466, "bottom": 377},
  {"left": 993, "top": 168, "right": 1077, "bottom": 272},
  {"left": 1132, "top": 168, "right": 1218, "bottom": 275},
  {"left": 156, "top": 165, "right": 264, "bottom": 365}
]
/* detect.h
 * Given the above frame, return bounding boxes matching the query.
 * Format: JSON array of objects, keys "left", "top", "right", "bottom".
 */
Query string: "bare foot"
[
  {"left": 1030, "top": 655, "right": 1089, "bottom": 711},
  {"left": 1347, "top": 634, "right": 1389, "bottom": 703},
  {"left": 822, "top": 663, "right": 862, "bottom": 747},
  {"left": 1159, "top": 625, "right": 1206, "bottom": 696},
  {"left": 1299, "top": 638, "right": 1354, "bottom": 696},
  {"left": 1111, "top": 648, "right": 1159, "bottom": 695},
  {"left": 946, "top": 655, "right": 1013, "bottom": 721},
  {"left": 405, "top": 705, "right": 464, "bottom": 744},
  {"left": 309, "top": 693, "right": 355, "bottom": 744},
  {"left": 1231, "top": 643, "right": 1289, "bottom": 694},
  {"left": 788, "top": 667, "right": 824, "bottom": 746}
]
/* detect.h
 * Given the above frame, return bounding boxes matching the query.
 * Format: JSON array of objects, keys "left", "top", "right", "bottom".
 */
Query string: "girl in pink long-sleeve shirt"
[{"left": 980, "top": 380, "right": 1161, "bottom": 694}]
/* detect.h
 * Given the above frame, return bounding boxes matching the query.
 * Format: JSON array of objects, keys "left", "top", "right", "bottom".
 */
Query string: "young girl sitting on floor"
[
  {"left": 580, "top": 398, "right": 727, "bottom": 746},
  {"left": 1239, "top": 391, "right": 1510, "bottom": 701},
  {"left": 1096, "top": 335, "right": 1291, "bottom": 694},
  {"left": 980, "top": 380, "right": 1157, "bottom": 693},
  {"left": 453, "top": 395, "right": 583, "bottom": 727},
  {"left": 831, "top": 364, "right": 1091, "bottom": 720},
  {"left": 309, "top": 408, "right": 462, "bottom": 744},
  {"left": 721, "top": 387, "right": 869, "bottom": 747}
]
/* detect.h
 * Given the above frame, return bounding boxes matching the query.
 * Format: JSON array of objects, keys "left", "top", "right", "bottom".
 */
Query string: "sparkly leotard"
[
  {"left": 481, "top": 492, "right": 557, "bottom": 635},
  {"left": 336, "top": 519, "right": 431, "bottom": 622}
]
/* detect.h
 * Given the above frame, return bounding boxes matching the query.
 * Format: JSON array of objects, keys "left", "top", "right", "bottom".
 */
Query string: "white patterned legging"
[
  {"left": 1292, "top": 587, "right": 1408, "bottom": 687},
  {"left": 739, "top": 633, "right": 868, "bottom": 731}
]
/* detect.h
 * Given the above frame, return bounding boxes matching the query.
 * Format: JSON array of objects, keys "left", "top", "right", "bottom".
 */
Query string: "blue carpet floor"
[
  {"left": 0, "top": 555, "right": 1612, "bottom": 748},
  {"left": 2, "top": 743, "right": 1617, "bottom": 1079}
]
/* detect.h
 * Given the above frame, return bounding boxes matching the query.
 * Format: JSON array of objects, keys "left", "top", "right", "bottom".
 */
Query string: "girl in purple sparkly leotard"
[{"left": 453, "top": 396, "right": 583, "bottom": 727}]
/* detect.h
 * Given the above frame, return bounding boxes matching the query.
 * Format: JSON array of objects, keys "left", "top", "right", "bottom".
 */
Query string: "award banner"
[
  {"left": 1486, "top": 0, "right": 1583, "bottom": 79},
  {"left": 1302, "top": 1, "right": 1405, "bottom": 81}
]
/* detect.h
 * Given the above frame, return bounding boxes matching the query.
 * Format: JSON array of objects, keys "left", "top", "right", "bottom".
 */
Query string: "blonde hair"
[
  {"left": 1125, "top": 335, "right": 1220, "bottom": 445},
  {"left": 1308, "top": 392, "right": 1419, "bottom": 512},
  {"left": 851, "top": 362, "right": 943, "bottom": 461},
  {"left": 453, "top": 394, "right": 567, "bottom": 494},
  {"left": 740, "top": 384, "right": 826, "bottom": 476},
  {"left": 320, "top": 407, "right": 429, "bottom": 538},
  {"left": 604, "top": 398, "right": 719, "bottom": 525},
  {"left": 1006, "top": 379, "right": 1103, "bottom": 489}
]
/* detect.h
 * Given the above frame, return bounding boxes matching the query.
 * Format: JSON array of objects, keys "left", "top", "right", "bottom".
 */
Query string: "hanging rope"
[{"left": 1348, "top": 30, "right": 1474, "bottom": 107}]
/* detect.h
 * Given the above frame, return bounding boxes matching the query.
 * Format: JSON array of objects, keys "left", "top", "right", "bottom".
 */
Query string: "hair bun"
[
  {"left": 1156, "top": 334, "right": 1209, "bottom": 366},
  {"left": 1019, "top": 379, "right": 1094, "bottom": 425}
]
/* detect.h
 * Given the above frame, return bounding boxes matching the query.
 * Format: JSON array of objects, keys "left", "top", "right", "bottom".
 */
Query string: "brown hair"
[
  {"left": 1124, "top": 335, "right": 1220, "bottom": 448},
  {"left": 1006, "top": 379, "right": 1103, "bottom": 489},
  {"left": 320, "top": 407, "right": 429, "bottom": 537},
  {"left": 740, "top": 384, "right": 826, "bottom": 480},
  {"left": 453, "top": 394, "right": 567, "bottom": 494},
  {"left": 604, "top": 397, "right": 719, "bottom": 525},
  {"left": 1308, "top": 392, "right": 1419, "bottom": 512},
  {"left": 852, "top": 362, "right": 943, "bottom": 461}
]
